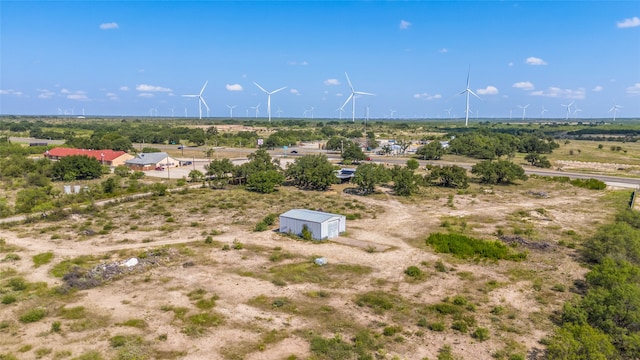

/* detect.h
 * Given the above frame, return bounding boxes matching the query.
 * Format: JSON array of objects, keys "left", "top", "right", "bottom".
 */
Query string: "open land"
[{"left": 0, "top": 177, "right": 628, "bottom": 359}]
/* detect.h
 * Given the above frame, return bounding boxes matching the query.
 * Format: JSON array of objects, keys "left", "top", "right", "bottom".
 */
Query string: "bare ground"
[{"left": 0, "top": 180, "right": 620, "bottom": 359}]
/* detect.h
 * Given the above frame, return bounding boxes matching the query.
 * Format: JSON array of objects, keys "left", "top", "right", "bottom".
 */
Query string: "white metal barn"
[{"left": 279, "top": 209, "right": 346, "bottom": 240}]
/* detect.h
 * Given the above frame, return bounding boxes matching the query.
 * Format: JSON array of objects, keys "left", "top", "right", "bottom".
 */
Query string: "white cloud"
[
  {"left": 37, "top": 89, "right": 55, "bottom": 99},
  {"left": 106, "top": 92, "right": 118, "bottom": 100},
  {"left": 413, "top": 92, "right": 442, "bottom": 100},
  {"left": 617, "top": 16, "right": 640, "bottom": 28},
  {"left": 477, "top": 86, "right": 499, "bottom": 95},
  {"left": 525, "top": 57, "right": 547, "bottom": 65},
  {"left": 290, "top": 89, "right": 301, "bottom": 96},
  {"left": 119, "top": 86, "right": 129, "bottom": 91},
  {"left": 60, "top": 88, "right": 71, "bottom": 94},
  {"left": 512, "top": 81, "right": 535, "bottom": 90},
  {"left": 627, "top": 83, "right": 640, "bottom": 95},
  {"left": 399, "top": 20, "right": 411, "bottom": 30},
  {"left": 138, "top": 93, "right": 154, "bottom": 98},
  {"left": 136, "top": 84, "right": 171, "bottom": 92},
  {"left": 508, "top": 62, "right": 514, "bottom": 67},
  {"left": 438, "top": 48, "right": 448, "bottom": 53},
  {"left": 530, "top": 87, "right": 586, "bottom": 100},
  {"left": 67, "top": 93, "right": 88, "bottom": 100},
  {"left": 287, "top": 61, "right": 309, "bottom": 66},
  {"left": 226, "top": 84, "right": 243, "bottom": 91},
  {"left": 335, "top": 92, "right": 343, "bottom": 97},
  {"left": 592, "top": 85, "right": 603, "bottom": 92},
  {"left": 0, "top": 89, "right": 23, "bottom": 96},
  {"left": 99, "top": 22, "right": 119, "bottom": 30},
  {"left": 324, "top": 79, "right": 340, "bottom": 86}
]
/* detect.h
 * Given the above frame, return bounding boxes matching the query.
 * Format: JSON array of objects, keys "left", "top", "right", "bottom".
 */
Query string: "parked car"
[
  {"left": 290, "top": 150, "right": 298, "bottom": 154},
  {"left": 155, "top": 166, "right": 164, "bottom": 171},
  {"left": 177, "top": 145, "right": 184, "bottom": 149},
  {"left": 366, "top": 157, "right": 372, "bottom": 161}
]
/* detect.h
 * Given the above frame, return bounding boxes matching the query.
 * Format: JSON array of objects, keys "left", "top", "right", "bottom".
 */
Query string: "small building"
[
  {"left": 44, "top": 148, "right": 134, "bottom": 167},
  {"left": 124, "top": 152, "right": 178, "bottom": 171},
  {"left": 279, "top": 209, "right": 346, "bottom": 240}
]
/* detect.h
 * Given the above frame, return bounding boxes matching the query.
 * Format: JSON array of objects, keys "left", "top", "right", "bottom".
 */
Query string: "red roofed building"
[{"left": 44, "top": 148, "right": 134, "bottom": 167}]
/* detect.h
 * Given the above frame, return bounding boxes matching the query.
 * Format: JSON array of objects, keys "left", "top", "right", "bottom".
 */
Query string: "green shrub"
[
  {"left": 472, "top": 327, "right": 490, "bottom": 341},
  {"left": 383, "top": 325, "right": 402, "bottom": 336},
  {"left": 570, "top": 178, "right": 606, "bottom": 190},
  {"left": 429, "top": 322, "right": 445, "bottom": 331},
  {"left": 119, "top": 319, "right": 147, "bottom": 328},
  {"left": 2, "top": 253, "right": 20, "bottom": 262},
  {"left": 426, "top": 232, "right": 527, "bottom": 261},
  {"left": 451, "top": 320, "right": 468, "bottom": 333},
  {"left": 8, "top": 277, "right": 27, "bottom": 291},
  {"left": 1, "top": 294, "right": 17, "bottom": 304},
  {"left": 19, "top": 308, "right": 46, "bottom": 323},
  {"left": 417, "top": 317, "right": 428, "bottom": 327},
  {"left": 434, "top": 260, "right": 447, "bottom": 272},
  {"left": 263, "top": 213, "right": 278, "bottom": 226},
  {"left": 254, "top": 221, "right": 268, "bottom": 232},
  {"left": 301, "top": 225, "right": 313, "bottom": 240},
  {"left": 51, "top": 321, "right": 61, "bottom": 333},
  {"left": 404, "top": 265, "right": 424, "bottom": 279}
]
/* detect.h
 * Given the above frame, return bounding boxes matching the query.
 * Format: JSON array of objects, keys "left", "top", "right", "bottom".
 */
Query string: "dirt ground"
[{"left": 0, "top": 180, "right": 619, "bottom": 359}]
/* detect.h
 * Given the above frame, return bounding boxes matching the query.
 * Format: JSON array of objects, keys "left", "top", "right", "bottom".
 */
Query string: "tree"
[
  {"left": 246, "top": 170, "right": 284, "bottom": 194},
  {"left": 50, "top": 155, "right": 103, "bottom": 181},
  {"left": 188, "top": 170, "right": 204, "bottom": 183},
  {"left": 391, "top": 166, "right": 419, "bottom": 196},
  {"left": 15, "top": 187, "right": 53, "bottom": 214},
  {"left": 395, "top": 138, "right": 412, "bottom": 154},
  {"left": 406, "top": 158, "right": 419, "bottom": 171},
  {"left": 352, "top": 163, "right": 390, "bottom": 194},
  {"left": 114, "top": 165, "right": 131, "bottom": 178},
  {"left": 101, "top": 177, "right": 120, "bottom": 195},
  {"left": 204, "top": 159, "right": 234, "bottom": 188},
  {"left": 471, "top": 160, "right": 527, "bottom": 185},
  {"left": 326, "top": 136, "right": 349, "bottom": 152},
  {"left": 524, "top": 153, "right": 552, "bottom": 168},
  {"left": 286, "top": 154, "right": 337, "bottom": 190},
  {"left": 342, "top": 142, "right": 366, "bottom": 163},
  {"left": 546, "top": 324, "right": 617, "bottom": 360},
  {"left": 427, "top": 165, "right": 469, "bottom": 189},
  {"left": 416, "top": 141, "right": 445, "bottom": 160}
]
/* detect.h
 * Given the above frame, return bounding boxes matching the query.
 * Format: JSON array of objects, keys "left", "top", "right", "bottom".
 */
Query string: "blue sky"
[{"left": 1, "top": 1, "right": 639, "bottom": 120}]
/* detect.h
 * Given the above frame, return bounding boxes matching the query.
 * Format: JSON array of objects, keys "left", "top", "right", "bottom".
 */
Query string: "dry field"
[{"left": 0, "top": 179, "right": 629, "bottom": 360}]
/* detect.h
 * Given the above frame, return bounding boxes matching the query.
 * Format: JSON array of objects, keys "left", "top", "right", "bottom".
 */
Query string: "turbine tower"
[
  {"left": 340, "top": 72, "right": 375, "bottom": 122},
  {"left": 182, "top": 81, "right": 209, "bottom": 119},
  {"left": 254, "top": 82, "right": 286, "bottom": 122},
  {"left": 541, "top": 105, "right": 548, "bottom": 117},
  {"left": 276, "top": 107, "right": 283, "bottom": 117},
  {"left": 518, "top": 104, "right": 529, "bottom": 120},
  {"left": 250, "top": 104, "right": 260, "bottom": 118},
  {"left": 561, "top": 101, "right": 574, "bottom": 120},
  {"left": 389, "top": 109, "right": 396, "bottom": 118},
  {"left": 336, "top": 107, "right": 345, "bottom": 120},
  {"left": 458, "top": 66, "right": 480, "bottom": 127},
  {"left": 226, "top": 104, "right": 237, "bottom": 119},
  {"left": 609, "top": 103, "right": 622, "bottom": 121}
]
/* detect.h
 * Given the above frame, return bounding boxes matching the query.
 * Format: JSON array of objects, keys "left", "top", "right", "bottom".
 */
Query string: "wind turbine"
[
  {"left": 518, "top": 104, "right": 529, "bottom": 120},
  {"left": 444, "top": 108, "right": 452, "bottom": 118},
  {"left": 276, "top": 107, "right": 283, "bottom": 117},
  {"left": 340, "top": 72, "right": 375, "bottom": 122},
  {"left": 561, "top": 101, "right": 574, "bottom": 120},
  {"left": 336, "top": 107, "right": 345, "bottom": 120},
  {"left": 250, "top": 104, "right": 260, "bottom": 118},
  {"left": 168, "top": 107, "right": 175, "bottom": 117},
  {"left": 253, "top": 82, "right": 286, "bottom": 122},
  {"left": 389, "top": 109, "right": 396, "bottom": 118},
  {"left": 573, "top": 105, "right": 582, "bottom": 119},
  {"left": 182, "top": 81, "right": 209, "bottom": 119},
  {"left": 541, "top": 105, "right": 548, "bottom": 118},
  {"left": 458, "top": 66, "right": 480, "bottom": 127},
  {"left": 609, "top": 103, "right": 622, "bottom": 121},
  {"left": 226, "top": 104, "right": 237, "bottom": 119}
]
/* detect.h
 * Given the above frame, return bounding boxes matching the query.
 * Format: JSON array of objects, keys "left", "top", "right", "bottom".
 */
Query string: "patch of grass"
[
  {"left": 50, "top": 255, "right": 99, "bottom": 278},
  {"left": 59, "top": 306, "right": 86, "bottom": 319},
  {"left": 32, "top": 252, "right": 54, "bottom": 268},
  {"left": 355, "top": 291, "right": 406, "bottom": 314},
  {"left": 19, "top": 307, "right": 47, "bottom": 323},
  {"left": 426, "top": 232, "right": 527, "bottom": 261},
  {"left": 182, "top": 312, "right": 224, "bottom": 337},
  {"left": 119, "top": 318, "right": 148, "bottom": 328},
  {"left": 71, "top": 350, "right": 104, "bottom": 360},
  {"left": 195, "top": 295, "right": 219, "bottom": 310},
  {"left": 2, "top": 253, "right": 20, "bottom": 262},
  {"left": 404, "top": 265, "right": 425, "bottom": 280}
]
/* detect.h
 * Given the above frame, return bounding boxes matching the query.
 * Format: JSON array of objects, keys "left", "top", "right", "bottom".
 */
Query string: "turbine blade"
[
  {"left": 271, "top": 86, "right": 287, "bottom": 94},
  {"left": 341, "top": 94, "right": 353, "bottom": 110},
  {"left": 253, "top": 82, "right": 267, "bottom": 93},
  {"left": 200, "top": 97, "right": 210, "bottom": 111},
  {"left": 182, "top": 95, "right": 197, "bottom": 97},
  {"left": 469, "top": 90, "right": 481, "bottom": 99},
  {"left": 345, "top": 72, "right": 354, "bottom": 91},
  {"left": 466, "top": 65, "right": 471, "bottom": 88},
  {"left": 355, "top": 91, "right": 375, "bottom": 96},
  {"left": 200, "top": 81, "right": 208, "bottom": 95}
]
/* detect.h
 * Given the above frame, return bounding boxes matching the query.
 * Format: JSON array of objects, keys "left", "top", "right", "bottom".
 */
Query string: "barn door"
[{"left": 328, "top": 220, "right": 339, "bottom": 238}]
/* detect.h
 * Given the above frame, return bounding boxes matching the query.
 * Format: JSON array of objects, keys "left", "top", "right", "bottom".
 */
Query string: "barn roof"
[
  {"left": 280, "top": 209, "right": 343, "bottom": 223},
  {"left": 45, "top": 148, "right": 128, "bottom": 162}
]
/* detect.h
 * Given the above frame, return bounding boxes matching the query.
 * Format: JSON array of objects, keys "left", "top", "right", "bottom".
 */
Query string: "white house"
[
  {"left": 124, "top": 152, "right": 178, "bottom": 171},
  {"left": 279, "top": 209, "right": 346, "bottom": 240}
]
